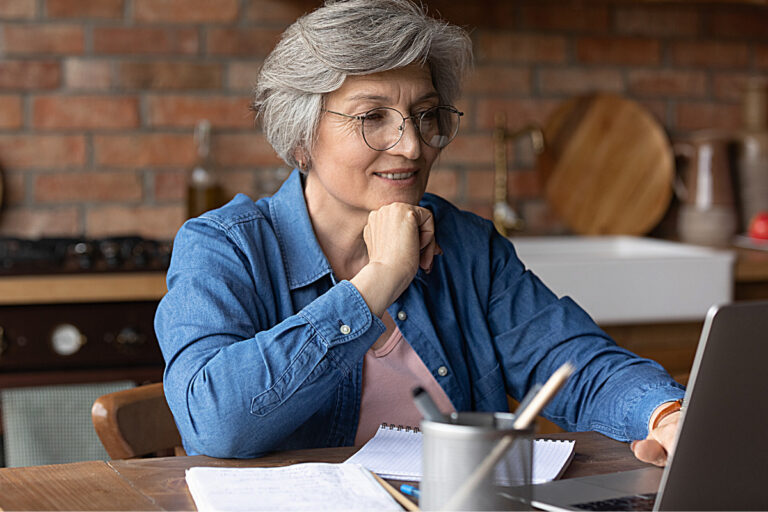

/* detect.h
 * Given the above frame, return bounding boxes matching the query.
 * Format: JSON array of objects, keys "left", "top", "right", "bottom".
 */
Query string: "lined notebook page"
[{"left": 345, "top": 424, "right": 575, "bottom": 485}]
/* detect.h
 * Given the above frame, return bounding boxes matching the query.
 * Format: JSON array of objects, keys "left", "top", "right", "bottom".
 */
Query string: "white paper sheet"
[{"left": 185, "top": 463, "right": 400, "bottom": 511}]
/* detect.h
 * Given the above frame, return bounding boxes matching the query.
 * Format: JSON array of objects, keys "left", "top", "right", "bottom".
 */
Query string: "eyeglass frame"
[{"left": 322, "top": 105, "right": 464, "bottom": 151}]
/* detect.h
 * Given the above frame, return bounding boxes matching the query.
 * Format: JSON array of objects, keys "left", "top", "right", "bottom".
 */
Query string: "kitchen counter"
[
  {"left": 0, "top": 246, "right": 765, "bottom": 306},
  {"left": 0, "top": 272, "right": 167, "bottom": 305}
]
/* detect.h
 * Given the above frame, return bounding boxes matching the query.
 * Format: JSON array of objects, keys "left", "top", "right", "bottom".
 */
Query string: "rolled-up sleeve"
[{"left": 487, "top": 232, "right": 685, "bottom": 442}]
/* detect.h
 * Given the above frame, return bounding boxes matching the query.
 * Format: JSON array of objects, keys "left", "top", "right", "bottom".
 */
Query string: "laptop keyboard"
[{"left": 573, "top": 492, "right": 657, "bottom": 511}]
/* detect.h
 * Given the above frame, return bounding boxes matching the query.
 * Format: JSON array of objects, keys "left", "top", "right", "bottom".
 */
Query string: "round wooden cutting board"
[{"left": 537, "top": 94, "right": 674, "bottom": 235}]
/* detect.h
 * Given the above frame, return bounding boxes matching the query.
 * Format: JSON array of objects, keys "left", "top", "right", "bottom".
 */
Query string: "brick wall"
[{"left": 1, "top": 0, "right": 767, "bottom": 239}]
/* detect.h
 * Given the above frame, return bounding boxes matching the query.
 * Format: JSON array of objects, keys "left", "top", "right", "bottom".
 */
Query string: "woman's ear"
[{"left": 293, "top": 147, "right": 309, "bottom": 172}]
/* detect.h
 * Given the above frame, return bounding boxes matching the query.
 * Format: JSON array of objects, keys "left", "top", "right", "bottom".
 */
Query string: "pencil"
[{"left": 370, "top": 471, "right": 420, "bottom": 511}]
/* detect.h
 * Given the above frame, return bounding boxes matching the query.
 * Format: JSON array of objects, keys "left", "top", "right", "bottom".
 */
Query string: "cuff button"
[{"left": 340, "top": 324, "right": 351, "bottom": 335}]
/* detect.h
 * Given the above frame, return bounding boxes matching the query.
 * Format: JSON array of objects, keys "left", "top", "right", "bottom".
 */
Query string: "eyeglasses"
[{"left": 323, "top": 105, "right": 463, "bottom": 151}]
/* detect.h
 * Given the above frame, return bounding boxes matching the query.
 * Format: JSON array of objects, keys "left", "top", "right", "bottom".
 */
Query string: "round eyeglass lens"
[
  {"left": 419, "top": 106, "right": 460, "bottom": 149},
  {"left": 361, "top": 106, "right": 461, "bottom": 150}
]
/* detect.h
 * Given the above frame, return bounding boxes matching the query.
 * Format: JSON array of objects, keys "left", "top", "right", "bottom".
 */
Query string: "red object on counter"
[{"left": 748, "top": 211, "right": 768, "bottom": 240}]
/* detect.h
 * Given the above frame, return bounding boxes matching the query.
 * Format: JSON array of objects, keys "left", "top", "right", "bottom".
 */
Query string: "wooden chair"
[{"left": 91, "top": 382, "right": 185, "bottom": 459}]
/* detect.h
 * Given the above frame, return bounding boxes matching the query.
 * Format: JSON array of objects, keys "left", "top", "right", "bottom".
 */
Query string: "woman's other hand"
[
  {"left": 351, "top": 202, "right": 441, "bottom": 317},
  {"left": 631, "top": 406, "right": 681, "bottom": 467}
]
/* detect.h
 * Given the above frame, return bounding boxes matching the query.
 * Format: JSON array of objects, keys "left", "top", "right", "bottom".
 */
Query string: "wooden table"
[{"left": 0, "top": 432, "right": 648, "bottom": 511}]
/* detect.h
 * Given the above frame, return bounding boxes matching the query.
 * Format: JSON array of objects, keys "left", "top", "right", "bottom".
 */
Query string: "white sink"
[{"left": 510, "top": 236, "right": 735, "bottom": 324}]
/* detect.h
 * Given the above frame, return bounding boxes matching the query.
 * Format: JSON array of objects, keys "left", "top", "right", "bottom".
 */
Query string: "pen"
[
  {"left": 412, "top": 386, "right": 447, "bottom": 423},
  {"left": 400, "top": 484, "right": 421, "bottom": 499}
]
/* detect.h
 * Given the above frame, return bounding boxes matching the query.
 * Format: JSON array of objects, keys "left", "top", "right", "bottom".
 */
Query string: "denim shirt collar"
[{"left": 270, "top": 169, "right": 334, "bottom": 290}]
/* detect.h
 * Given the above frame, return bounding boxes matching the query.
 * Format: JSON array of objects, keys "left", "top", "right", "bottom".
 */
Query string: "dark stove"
[
  {"left": 0, "top": 237, "right": 172, "bottom": 275},
  {"left": 0, "top": 236, "right": 172, "bottom": 389}
]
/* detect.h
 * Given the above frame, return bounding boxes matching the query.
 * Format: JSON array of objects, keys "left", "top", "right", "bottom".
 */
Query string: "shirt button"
[
  {"left": 397, "top": 310, "right": 407, "bottom": 321},
  {"left": 339, "top": 324, "right": 351, "bottom": 335},
  {"left": 437, "top": 366, "right": 448, "bottom": 377}
]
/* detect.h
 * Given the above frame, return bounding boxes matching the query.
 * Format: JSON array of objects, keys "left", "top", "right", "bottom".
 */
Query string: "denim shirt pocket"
[{"left": 472, "top": 362, "right": 506, "bottom": 410}]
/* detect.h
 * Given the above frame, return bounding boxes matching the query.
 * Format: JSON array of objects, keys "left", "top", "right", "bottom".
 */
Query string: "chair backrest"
[{"left": 91, "top": 382, "right": 184, "bottom": 459}]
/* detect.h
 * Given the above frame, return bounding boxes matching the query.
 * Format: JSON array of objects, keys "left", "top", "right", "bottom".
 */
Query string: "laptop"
[{"left": 521, "top": 300, "right": 768, "bottom": 511}]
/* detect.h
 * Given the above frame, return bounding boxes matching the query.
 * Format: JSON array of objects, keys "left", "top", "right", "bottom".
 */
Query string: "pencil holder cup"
[{"left": 420, "top": 412, "right": 533, "bottom": 511}]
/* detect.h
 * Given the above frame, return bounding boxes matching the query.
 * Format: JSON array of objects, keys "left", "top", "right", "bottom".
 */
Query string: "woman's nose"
[{"left": 390, "top": 118, "right": 421, "bottom": 159}]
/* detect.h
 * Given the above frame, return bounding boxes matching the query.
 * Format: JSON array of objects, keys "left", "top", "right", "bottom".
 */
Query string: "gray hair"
[{"left": 252, "top": 0, "right": 473, "bottom": 170}]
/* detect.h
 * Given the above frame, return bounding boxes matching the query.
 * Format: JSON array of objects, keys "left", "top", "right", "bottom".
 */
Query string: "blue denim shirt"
[{"left": 155, "top": 169, "right": 685, "bottom": 458}]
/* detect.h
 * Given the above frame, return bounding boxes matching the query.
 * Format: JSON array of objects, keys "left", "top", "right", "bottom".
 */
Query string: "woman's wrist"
[
  {"left": 649, "top": 399, "right": 683, "bottom": 432},
  {"left": 349, "top": 262, "right": 406, "bottom": 318}
]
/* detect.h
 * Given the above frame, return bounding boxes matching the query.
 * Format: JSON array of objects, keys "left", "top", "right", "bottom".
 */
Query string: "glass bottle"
[{"left": 187, "top": 119, "right": 224, "bottom": 219}]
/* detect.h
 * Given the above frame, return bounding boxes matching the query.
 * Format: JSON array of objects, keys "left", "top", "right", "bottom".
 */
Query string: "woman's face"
[{"left": 304, "top": 65, "right": 441, "bottom": 219}]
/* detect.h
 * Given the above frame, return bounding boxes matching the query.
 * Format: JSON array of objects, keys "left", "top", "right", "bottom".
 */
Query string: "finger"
[
  {"left": 411, "top": 207, "right": 436, "bottom": 251},
  {"left": 631, "top": 439, "right": 668, "bottom": 467},
  {"left": 419, "top": 237, "right": 437, "bottom": 272}
]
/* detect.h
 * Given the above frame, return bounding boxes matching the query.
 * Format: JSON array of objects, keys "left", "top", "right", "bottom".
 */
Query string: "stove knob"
[
  {"left": 116, "top": 327, "right": 144, "bottom": 346},
  {"left": 51, "top": 324, "right": 86, "bottom": 356}
]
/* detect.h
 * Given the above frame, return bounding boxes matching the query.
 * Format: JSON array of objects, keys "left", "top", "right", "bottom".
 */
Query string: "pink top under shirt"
[{"left": 353, "top": 325, "right": 456, "bottom": 446}]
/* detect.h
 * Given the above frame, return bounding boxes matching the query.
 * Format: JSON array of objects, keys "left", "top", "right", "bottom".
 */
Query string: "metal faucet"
[{"left": 493, "top": 112, "right": 545, "bottom": 237}]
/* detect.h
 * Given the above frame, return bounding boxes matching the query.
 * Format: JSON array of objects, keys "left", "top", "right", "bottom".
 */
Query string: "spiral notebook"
[{"left": 345, "top": 423, "right": 575, "bottom": 485}]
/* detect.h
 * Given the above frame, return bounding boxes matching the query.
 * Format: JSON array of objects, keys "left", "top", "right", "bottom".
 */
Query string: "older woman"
[{"left": 155, "top": 0, "right": 684, "bottom": 466}]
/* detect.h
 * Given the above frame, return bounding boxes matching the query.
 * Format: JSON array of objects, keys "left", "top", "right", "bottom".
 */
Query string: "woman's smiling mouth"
[{"left": 374, "top": 171, "right": 417, "bottom": 180}]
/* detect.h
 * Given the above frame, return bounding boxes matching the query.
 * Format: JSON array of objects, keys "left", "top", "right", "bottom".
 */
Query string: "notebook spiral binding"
[{"left": 380, "top": 422, "right": 420, "bottom": 433}]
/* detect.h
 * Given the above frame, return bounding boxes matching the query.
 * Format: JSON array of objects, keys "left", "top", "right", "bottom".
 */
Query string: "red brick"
[
  {"left": 0, "top": 95, "right": 23, "bottom": 129},
  {"left": 0, "top": 0, "right": 36, "bottom": 19},
  {"left": 33, "top": 95, "right": 139, "bottom": 130},
  {"left": 712, "top": 73, "right": 767, "bottom": 102},
  {"left": 146, "top": 95, "right": 254, "bottom": 128},
  {"left": 756, "top": 46, "right": 768, "bottom": 69},
  {"left": 0, "top": 135, "right": 86, "bottom": 169},
  {"left": 475, "top": 98, "right": 560, "bottom": 131},
  {"left": 4, "top": 172, "right": 25, "bottom": 206},
  {"left": 675, "top": 102, "right": 743, "bottom": 131},
  {"left": 475, "top": 33, "right": 567, "bottom": 64},
  {"left": 245, "top": 0, "right": 319, "bottom": 24},
  {"left": 519, "top": 3, "right": 609, "bottom": 32},
  {"left": 133, "top": 0, "right": 238, "bottom": 23},
  {"left": 462, "top": 202, "right": 493, "bottom": 222},
  {"left": 94, "top": 134, "right": 197, "bottom": 168},
  {"left": 207, "top": 28, "right": 283, "bottom": 57},
  {"left": 219, "top": 170, "right": 257, "bottom": 202},
  {"left": 34, "top": 171, "right": 143, "bottom": 202},
  {"left": 94, "top": 27, "right": 198, "bottom": 55},
  {"left": 0, "top": 207, "right": 81, "bottom": 237},
  {"left": 464, "top": 66, "right": 531, "bottom": 95},
  {"left": 636, "top": 100, "right": 668, "bottom": 127},
  {"left": 46, "top": 0, "right": 124, "bottom": 18},
  {"left": 154, "top": 169, "right": 187, "bottom": 201},
  {"left": 576, "top": 37, "right": 660, "bottom": 66},
  {"left": 86, "top": 204, "right": 185, "bottom": 239},
  {"left": 63, "top": 58, "right": 111, "bottom": 89},
  {"left": 538, "top": 68, "right": 624, "bottom": 96},
  {"left": 211, "top": 133, "right": 283, "bottom": 167},
  {"left": 614, "top": 6, "right": 700, "bottom": 37},
  {"left": 439, "top": 134, "right": 494, "bottom": 166},
  {"left": 709, "top": 8, "right": 768, "bottom": 39},
  {"left": 507, "top": 169, "right": 542, "bottom": 199},
  {"left": 117, "top": 61, "right": 222, "bottom": 90},
  {"left": 627, "top": 70, "right": 707, "bottom": 98},
  {"left": 0, "top": 60, "right": 60, "bottom": 90},
  {"left": 671, "top": 42, "right": 750, "bottom": 68},
  {"left": 227, "top": 61, "right": 263, "bottom": 91},
  {"left": 422, "top": 0, "right": 515, "bottom": 29},
  {"left": 466, "top": 169, "right": 495, "bottom": 201},
  {"left": 2, "top": 24, "right": 84, "bottom": 55},
  {"left": 425, "top": 167, "right": 458, "bottom": 200}
]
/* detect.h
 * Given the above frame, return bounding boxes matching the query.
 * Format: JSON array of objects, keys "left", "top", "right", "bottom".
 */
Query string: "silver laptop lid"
[{"left": 657, "top": 300, "right": 768, "bottom": 511}]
